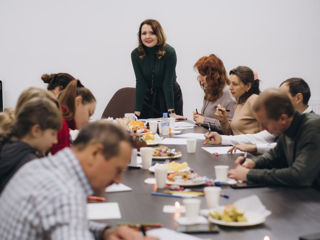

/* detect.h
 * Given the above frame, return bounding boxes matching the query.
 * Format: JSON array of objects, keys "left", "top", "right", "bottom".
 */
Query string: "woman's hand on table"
[
  {"left": 193, "top": 112, "right": 204, "bottom": 124},
  {"left": 169, "top": 113, "right": 187, "bottom": 120},
  {"left": 228, "top": 144, "right": 257, "bottom": 154},
  {"left": 204, "top": 131, "right": 221, "bottom": 145}
]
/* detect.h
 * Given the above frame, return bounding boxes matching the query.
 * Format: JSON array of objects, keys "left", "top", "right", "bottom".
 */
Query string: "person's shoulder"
[
  {"left": 249, "top": 94, "right": 259, "bottom": 100},
  {"left": 165, "top": 44, "right": 176, "bottom": 54},
  {"left": 131, "top": 48, "right": 140, "bottom": 57},
  {"left": 303, "top": 112, "right": 320, "bottom": 126}
]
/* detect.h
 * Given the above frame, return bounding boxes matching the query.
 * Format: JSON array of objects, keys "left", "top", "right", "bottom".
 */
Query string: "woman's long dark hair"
[{"left": 230, "top": 66, "right": 260, "bottom": 104}]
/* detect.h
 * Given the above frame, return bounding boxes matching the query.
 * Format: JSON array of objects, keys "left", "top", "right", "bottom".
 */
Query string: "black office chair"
[{"left": 101, "top": 87, "right": 136, "bottom": 119}]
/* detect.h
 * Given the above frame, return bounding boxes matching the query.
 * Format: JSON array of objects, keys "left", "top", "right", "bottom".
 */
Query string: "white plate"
[
  {"left": 208, "top": 206, "right": 266, "bottom": 227},
  {"left": 145, "top": 134, "right": 162, "bottom": 146},
  {"left": 149, "top": 165, "right": 190, "bottom": 173},
  {"left": 152, "top": 152, "right": 182, "bottom": 160},
  {"left": 166, "top": 178, "right": 206, "bottom": 186}
]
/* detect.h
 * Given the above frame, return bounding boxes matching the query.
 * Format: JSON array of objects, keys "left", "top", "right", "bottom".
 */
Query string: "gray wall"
[{"left": 1, "top": 0, "right": 319, "bottom": 119}]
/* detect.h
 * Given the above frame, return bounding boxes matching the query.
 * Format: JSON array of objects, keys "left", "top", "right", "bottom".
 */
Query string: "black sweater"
[{"left": 0, "top": 142, "right": 39, "bottom": 193}]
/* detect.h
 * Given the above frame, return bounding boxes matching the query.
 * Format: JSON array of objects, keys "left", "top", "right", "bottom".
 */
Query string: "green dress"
[{"left": 131, "top": 44, "right": 182, "bottom": 118}]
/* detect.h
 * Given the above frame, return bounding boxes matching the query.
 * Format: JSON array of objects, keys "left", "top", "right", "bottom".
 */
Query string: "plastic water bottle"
[{"left": 161, "top": 112, "right": 170, "bottom": 136}]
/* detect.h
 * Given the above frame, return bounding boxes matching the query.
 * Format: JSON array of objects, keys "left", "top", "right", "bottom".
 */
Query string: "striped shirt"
[{"left": 0, "top": 148, "right": 106, "bottom": 240}]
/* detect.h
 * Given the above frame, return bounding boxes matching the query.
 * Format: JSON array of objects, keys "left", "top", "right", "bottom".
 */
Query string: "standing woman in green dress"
[{"left": 131, "top": 19, "right": 184, "bottom": 119}]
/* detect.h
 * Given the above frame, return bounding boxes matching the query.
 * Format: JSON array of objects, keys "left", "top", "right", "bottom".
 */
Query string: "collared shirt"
[{"left": 0, "top": 148, "right": 106, "bottom": 240}]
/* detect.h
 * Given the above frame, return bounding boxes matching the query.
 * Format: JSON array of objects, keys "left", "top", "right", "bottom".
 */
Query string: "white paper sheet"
[
  {"left": 87, "top": 202, "right": 121, "bottom": 220},
  {"left": 160, "top": 138, "right": 188, "bottom": 145},
  {"left": 105, "top": 183, "right": 132, "bottom": 192},
  {"left": 174, "top": 122, "right": 195, "bottom": 130},
  {"left": 174, "top": 133, "right": 205, "bottom": 140},
  {"left": 202, "top": 146, "right": 244, "bottom": 155},
  {"left": 147, "top": 228, "right": 203, "bottom": 240}
]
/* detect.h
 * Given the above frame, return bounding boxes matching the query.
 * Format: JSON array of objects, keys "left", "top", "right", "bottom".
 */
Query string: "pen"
[
  {"left": 88, "top": 196, "right": 105, "bottom": 201},
  {"left": 220, "top": 194, "right": 230, "bottom": 199},
  {"left": 151, "top": 192, "right": 182, "bottom": 198},
  {"left": 196, "top": 108, "right": 199, "bottom": 114},
  {"left": 215, "top": 106, "right": 230, "bottom": 112},
  {"left": 164, "top": 190, "right": 204, "bottom": 196},
  {"left": 207, "top": 123, "right": 211, "bottom": 132},
  {"left": 243, "top": 152, "right": 248, "bottom": 162},
  {"left": 140, "top": 225, "right": 146, "bottom": 236}
]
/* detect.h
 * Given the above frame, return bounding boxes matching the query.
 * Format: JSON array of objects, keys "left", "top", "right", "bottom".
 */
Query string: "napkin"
[
  {"left": 175, "top": 216, "right": 208, "bottom": 225},
  {"left": 106, "top": 183, "right": 132, "bottom": 192},
  {"left": 200, "top": 195, "right": 271, "bottom": 218},
  {"left": 144, "top": 178, "right": 156, "bottom": 184},
  {"left": 233, "top": 195, "right": 271, "bottom": 218}
]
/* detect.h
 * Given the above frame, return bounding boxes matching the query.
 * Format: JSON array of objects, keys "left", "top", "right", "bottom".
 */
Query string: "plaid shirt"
[{"left": 0, "top": 148, "right": 106, "bottom": 240}]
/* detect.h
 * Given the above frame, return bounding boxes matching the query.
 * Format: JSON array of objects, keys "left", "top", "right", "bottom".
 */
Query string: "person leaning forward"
[
  {"left": 228, "top": 88, "right": 320, "bottom": 187},
  {"left": 0, "top": 121, "right": 158, "bottom": 240}
]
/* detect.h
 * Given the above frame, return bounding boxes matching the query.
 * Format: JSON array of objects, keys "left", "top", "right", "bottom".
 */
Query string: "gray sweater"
[
  {"left": 202, "top": 86, "right": 236, "bottom": 132},
  {"left": 248, "top": 112, "right": 320, "bottom": 187}
]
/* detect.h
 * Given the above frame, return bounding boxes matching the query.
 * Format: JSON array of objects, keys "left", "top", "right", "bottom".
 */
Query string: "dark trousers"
[{"left": 140, "top": 81, "right": 183, "bottom": 119}]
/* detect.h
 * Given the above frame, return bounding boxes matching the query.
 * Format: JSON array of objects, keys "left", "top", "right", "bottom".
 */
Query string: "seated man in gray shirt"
[
  {"left": 0, "top": 121, "right": 157, "bottom": 240},
  {"left": 228, "top": 88, "right": 320, "bottom": 187}
]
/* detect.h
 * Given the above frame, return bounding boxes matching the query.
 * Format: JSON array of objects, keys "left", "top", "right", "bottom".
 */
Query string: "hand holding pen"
[
  {"left": 234, "top": 152, "right": 256, "bottom": 169},
  {"left": 193, "top": 108, "right": 204, "bottom": 124},
  {"left": 215, "top": 104, "right": 229, "bottom": 123},
  {"left": 204, "top": 131, "right": 222, "bottom": 145}
]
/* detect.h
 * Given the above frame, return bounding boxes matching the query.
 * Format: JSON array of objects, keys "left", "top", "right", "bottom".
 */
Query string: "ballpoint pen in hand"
[{"left": 243, "top": 152, "right": 248, "bottom": 163}]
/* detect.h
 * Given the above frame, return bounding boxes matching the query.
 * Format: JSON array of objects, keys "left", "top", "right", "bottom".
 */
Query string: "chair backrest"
[{"left": 101, "top": 87, "right": 136, "bottom": 119}]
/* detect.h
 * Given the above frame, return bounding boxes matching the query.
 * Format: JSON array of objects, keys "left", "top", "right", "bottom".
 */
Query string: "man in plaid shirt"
[{"left": 0, "top": 121, "right": 157, "bottom": 240}]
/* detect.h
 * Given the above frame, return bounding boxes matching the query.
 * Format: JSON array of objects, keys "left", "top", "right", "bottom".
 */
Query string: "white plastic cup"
[
  {"left": 169, "top": 117, "right": 175, "bottom": 130},
  {"left": 214, "top": 165, "right": 229, "bottom": 182},
  {"left": 186, "top": 138, "right": 197, "bottom": 153},
  {"left": 140, "top": 147, "right": 154, "bottom": 169},
  {"left": 204, "top": 186, "right": 221, "bottom": 209},
  {"left": 154, "top": 165, "right": 168, "bottom": 188},
  {"left": 124, "top": 113, "right": 136, "bottom": 121},
  {"left": 149, "top": 121, "right": 158, "bottom": 134},
  {"left": 158, "top": 122, "right": 162, "bottom": 135},
  {"left": 183, "top": 198, "right": 201, "bottom": 220},
  {"left": 130, "top": 148, "right": 138, "bottom": 166}
]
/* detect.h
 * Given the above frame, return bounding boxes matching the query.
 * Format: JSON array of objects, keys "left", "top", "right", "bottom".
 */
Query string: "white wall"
[{"left": 1, "top": 0, "right": 320, "bottom": 119}]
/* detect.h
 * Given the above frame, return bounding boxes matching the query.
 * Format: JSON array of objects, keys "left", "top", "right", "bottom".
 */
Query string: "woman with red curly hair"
[{"left": 193, "top": 54, "right": 235, "bottom": 133}]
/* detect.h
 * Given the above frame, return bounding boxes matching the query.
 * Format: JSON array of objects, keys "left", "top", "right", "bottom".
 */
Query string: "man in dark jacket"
[{"left": 228, "top": 88, "right": 320, "bottom": 187}]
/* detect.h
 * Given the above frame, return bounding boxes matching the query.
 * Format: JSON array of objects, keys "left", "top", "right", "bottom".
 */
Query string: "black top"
[
  {"left": 131, "top": 44, "right": 177, "bottom": 112},
  {"left": 0, "top": 141, "right": 39, "bottom": 193}
]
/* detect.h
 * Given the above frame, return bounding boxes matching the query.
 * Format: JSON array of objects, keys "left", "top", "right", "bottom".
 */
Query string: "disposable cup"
[
  {"left": 186, "top": 138, "right": 197, "bottom": 153},
  {"left": 140, "top": 147, "right": 153, "bottom": 169},
  {"left": 149, "top": 121, "right": 158, "bottom": 134},
  {"left": 130, "top": 148, "right": 138, "bottom": 166},
  {"left": 183, "top": 198, "right": 201, "bottom": 220},
  {"left": 204, "top": 186, "right": 221, "bottom": 209},
  {"left": 214, "top": 165, "right": 229, "bottom": 182},
  {"left": 154, "top": 165, "right": 168, "bottom": 188}
]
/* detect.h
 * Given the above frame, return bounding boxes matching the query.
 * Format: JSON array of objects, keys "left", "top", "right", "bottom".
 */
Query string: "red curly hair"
[{"left": 194, "top": 54, "right": 229, "bottom": 102}]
